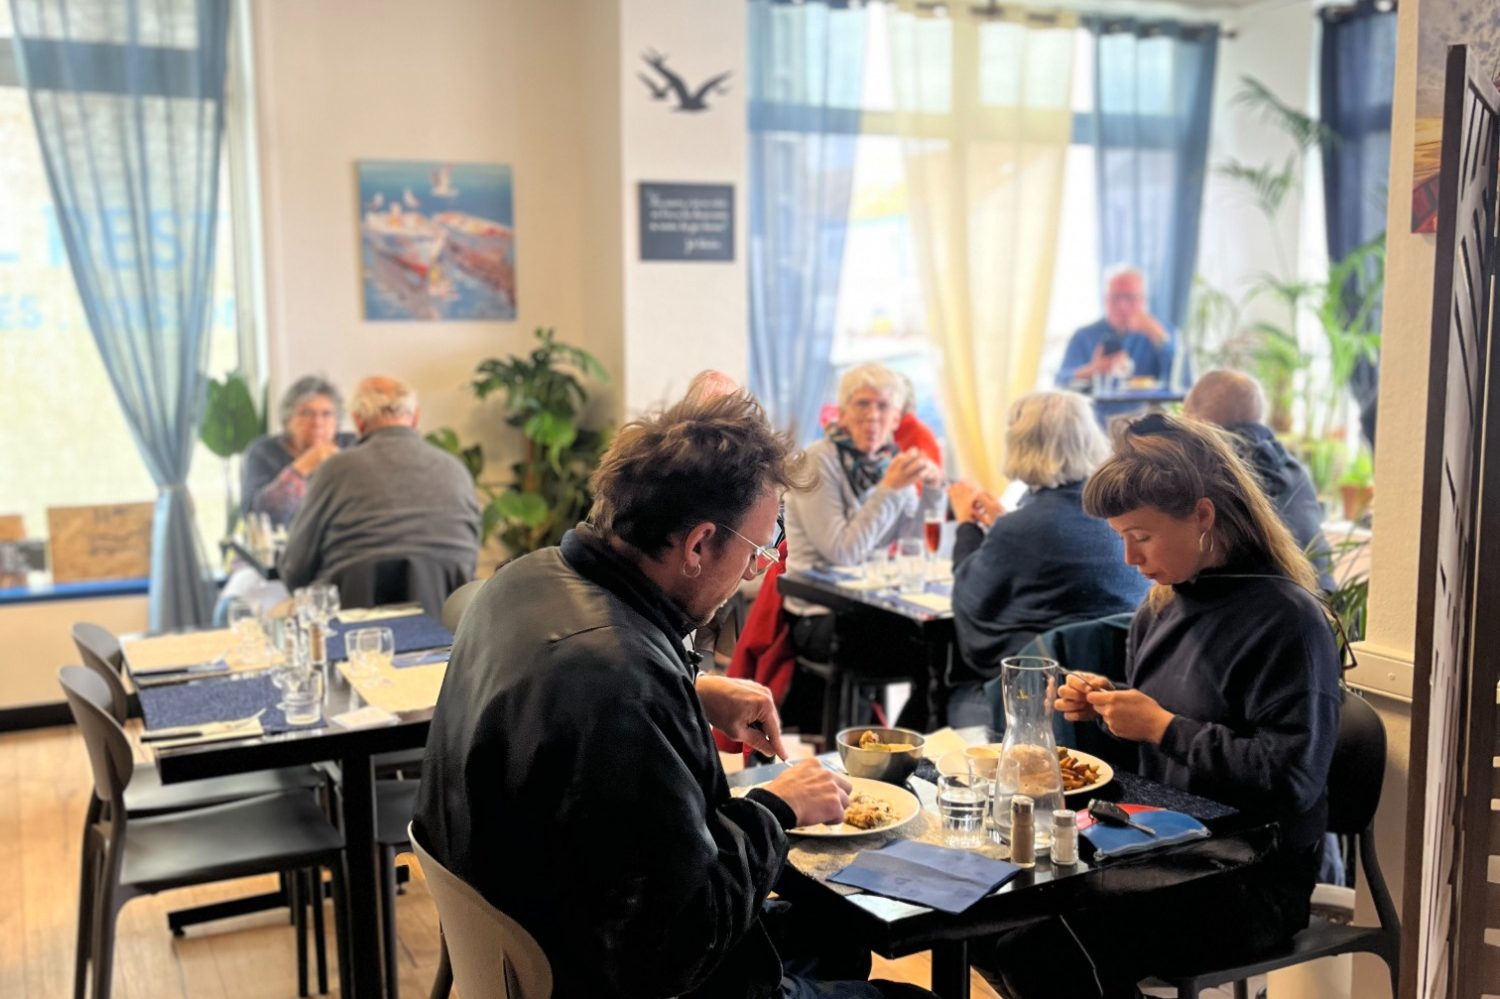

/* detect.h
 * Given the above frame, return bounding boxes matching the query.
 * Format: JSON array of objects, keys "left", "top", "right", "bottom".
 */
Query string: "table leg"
[
  {"left": 931, "top": 940, "right": 970, "bottom": 999},
  {"left": 340, "top": 751, "right": 382, "bottom": 998},
  {"left": 924, "top": 640, "right": 953, "bottom": 733}
]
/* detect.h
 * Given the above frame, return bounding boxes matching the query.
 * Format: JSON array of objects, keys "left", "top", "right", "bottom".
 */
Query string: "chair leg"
[
  {"left": 311, "top": 869, "right": 329, "bottom": 995},
  {"left": 90, "top": 897, "right": 117, "bottom": 999},
  {"left": 330, "top": 861, "right": 352, "bottom": 999},
  {"left": 292, "top": 871, "right": 308, "bottom": 998},
  {"left": 1232, "top": 981, "right": 1249, "bottom": 999},
  {"left": 382, "top": 846, "right": 401, "bottom": 999},
  {"left": 281, "top": 870, "right": 295, "bottom": 925},
  {"left": 74, "top": 834, "right": 97, "bottom": 999},
  {"left": 429, "top": 933, "right": 452, "bottom": 999}
]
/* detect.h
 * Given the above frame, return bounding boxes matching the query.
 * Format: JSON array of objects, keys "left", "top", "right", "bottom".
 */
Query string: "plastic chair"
[
  {"left": 408, "top": 822, "right": 553, "bottom": 999},
  {"left": 59, "top": 666, "right": 351, "bottom": 999},
  {"left": 1156, "top": 688, "right": 1400, "bottom": 998},
  {"left": 440, "top": 579, "right": 484, "bottom": 632}
]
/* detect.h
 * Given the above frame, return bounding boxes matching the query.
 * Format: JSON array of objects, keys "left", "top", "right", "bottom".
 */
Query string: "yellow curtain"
[{"left": 888, "top": 4, "right": 1076, "bottom": 492}]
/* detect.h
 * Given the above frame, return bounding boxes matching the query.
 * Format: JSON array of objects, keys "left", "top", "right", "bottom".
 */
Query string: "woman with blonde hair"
[
  {"left": 945, "top": 392, "right": 1147, "bottom": 723},
  {"left": 975, "top": 412, "right": 1341, "bottom": 999}
]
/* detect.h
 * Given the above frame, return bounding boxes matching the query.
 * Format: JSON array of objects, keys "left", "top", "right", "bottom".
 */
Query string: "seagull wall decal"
[{"left": 639, "top": 48, "right": 732, "bottom": 112}]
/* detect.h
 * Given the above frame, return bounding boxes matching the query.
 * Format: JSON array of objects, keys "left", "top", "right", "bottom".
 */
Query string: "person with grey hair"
[
  {"left": 1055, "top": 266, "right": 1187, "bottom": 395},
  {"left": 1185, "top": 368, "right": 1334, "bottom": 591},
  {"left": 945, "top": 392, "right": 1149, "bottom": 715},
  {"left": 240, "top": 374, "right": 357, "bottom": 528},
  {"left": 278, "top": 375, "right": 481, "bottom": 601}
]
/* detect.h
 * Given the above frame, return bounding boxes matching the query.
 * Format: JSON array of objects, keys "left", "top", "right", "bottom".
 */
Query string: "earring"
[
  {"left": 1197, "top": 531, "right": 1215, "bottom": 555},
  {"left": 681, "top": 563, "right": 702, "bottom": 579}
]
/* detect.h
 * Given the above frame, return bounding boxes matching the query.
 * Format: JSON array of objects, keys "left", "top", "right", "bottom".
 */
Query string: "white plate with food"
[
  {"left": 936, "top": 745, "right": 1114, "bottom": 797},
  {"left": 734, "top": 775, "right": 922, "bottom": 837}
]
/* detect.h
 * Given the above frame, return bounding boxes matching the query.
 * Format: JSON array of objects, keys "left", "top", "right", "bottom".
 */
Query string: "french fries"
[{"left": 1057, "top": 747, "right": 1101, "bottom": 792}]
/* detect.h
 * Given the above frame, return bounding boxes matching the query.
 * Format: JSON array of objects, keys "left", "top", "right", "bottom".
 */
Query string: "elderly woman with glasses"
[
  {"left": 973, "top": 412, "right": 1341, "bottom": 999},
  {"left": 780, "top": 363, "right": 943, "bottom": 725},
  {"left": 241, "top": 375, "right": 356, "bottom": 529}
]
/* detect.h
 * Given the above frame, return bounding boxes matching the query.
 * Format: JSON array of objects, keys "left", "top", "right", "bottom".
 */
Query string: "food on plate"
[
  {"left": 1057, "top": 747, "right": 1102, "bottom": 791},
  {"left": 843, "top": 792, "right": 895, "bottom": 830},
  {"left": 857, "top": 730, "right": 916, "bottom": 753}
]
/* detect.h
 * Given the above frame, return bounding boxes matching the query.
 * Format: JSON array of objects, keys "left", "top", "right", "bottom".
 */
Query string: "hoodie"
[{"left": 1225, "top": 422, "right": 1335, "bottom": 592}]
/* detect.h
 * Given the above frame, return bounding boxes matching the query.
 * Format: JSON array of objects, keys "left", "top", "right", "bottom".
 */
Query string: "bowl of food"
[{"left": 836, "top": 726, "right": 926, "bottom": 784}]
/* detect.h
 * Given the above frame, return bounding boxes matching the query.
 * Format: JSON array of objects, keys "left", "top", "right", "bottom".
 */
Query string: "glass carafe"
[{"left": 991, "top": 656, "right": 1066, "bottom": 849}]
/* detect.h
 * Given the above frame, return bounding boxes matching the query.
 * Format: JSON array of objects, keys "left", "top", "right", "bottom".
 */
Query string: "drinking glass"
[
  {"left": 865, "top": 548, "right": 894, "bottom": 590},
  {"left": 348, "top": 626, "right": 395, "bottom": 687},
  {"left": 896, "top": 537, "right": 926, "bottom": 595},
  {"left": 937, "top": 774, "right": 988, "bottom": 848},
  {"left": 924, "top": 511, "right": 943, "bottom": 555},
  {"left": 278, "top": 670, "right": 325, "bottom": 726},
  {"left": 226, "top": 598, "right": 267, "bottom": 666}
]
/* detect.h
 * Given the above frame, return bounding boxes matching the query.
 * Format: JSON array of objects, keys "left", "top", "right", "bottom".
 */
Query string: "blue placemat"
[
  {"left": 138, "top": 672, "right": 305, "bottom": 734},
  {"left": 830, "top": 840, "right": 1021, "bottom": 913},
  {"left": 326, "top": 612, "right": 453, "bottom": 662},
  {"left": 1081, "top": 807, "right": 1209, "bottom": 860}
]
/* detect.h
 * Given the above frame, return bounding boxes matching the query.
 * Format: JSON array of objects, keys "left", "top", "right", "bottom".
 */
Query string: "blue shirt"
[{"left": 1055, "top": 317, "right": 1185, "bottom": 388}]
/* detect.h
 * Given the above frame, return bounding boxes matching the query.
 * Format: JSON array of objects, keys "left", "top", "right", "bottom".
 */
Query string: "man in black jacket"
[
  {"left": 1185, "top": 370, "right": 1335, "bottom": 591},
  {"left": 415, "top": 391, "right": 934, "bottom": 999}
]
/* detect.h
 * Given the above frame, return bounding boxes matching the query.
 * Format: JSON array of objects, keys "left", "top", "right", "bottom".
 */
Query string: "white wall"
[
  {"left": 618, "top": 0, "right": 749, "bottom": 412},
  {"left": 0, "top": 595, "right": 147, "bottom": 710}
]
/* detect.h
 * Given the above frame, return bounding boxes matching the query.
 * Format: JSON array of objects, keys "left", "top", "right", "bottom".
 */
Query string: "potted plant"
[
  {"left": 1338, "top": 446, "right": 1374, "bottom": 523},
  {"left": 428, "top": 328, "right": 611, "bottom": 557},
  {"left": 199, "top": 370, "right": 266, "bottom": 537}
]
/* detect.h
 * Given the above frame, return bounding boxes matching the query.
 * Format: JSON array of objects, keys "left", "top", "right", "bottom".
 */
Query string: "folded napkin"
[
  {"left": 337, "top": 605, "right": 423, "bottom": 624},
  {"left": 1078, "top": 805, "right": 1209, "bottom": 861},
  {"left": 897, "top": 592, "right": 952, "bottom": 613},
  {"left": 142, "top": 716, "right": 265, "bottom": 750},
  {"left": 836, "top": 576, "right": 890, "bottom": 592},
  {"left": 392, "top": 647, "right": 451, "bottom": 668},
  {"left": 829, "top": 840, "right": 1021, "bottom": 914},
  {"left": 329, "top": 706, "right": 401, "bottom": 730}
]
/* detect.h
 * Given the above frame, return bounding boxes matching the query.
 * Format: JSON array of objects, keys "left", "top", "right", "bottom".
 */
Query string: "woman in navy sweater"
[{"left": 976, "top": 412, "right": 1341, "bottom": 999}]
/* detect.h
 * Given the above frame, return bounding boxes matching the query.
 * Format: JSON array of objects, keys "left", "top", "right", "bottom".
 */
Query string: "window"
[{"left": 0, "top": 23, "right": 246, "bottom": 583}]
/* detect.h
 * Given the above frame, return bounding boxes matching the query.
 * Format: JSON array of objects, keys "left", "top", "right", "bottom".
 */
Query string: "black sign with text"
[{"left": 639, "top": 182, "right": 734, "bottom": 262}]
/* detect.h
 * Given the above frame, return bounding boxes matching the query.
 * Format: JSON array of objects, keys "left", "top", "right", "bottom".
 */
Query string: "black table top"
[
  {"left": 728, "top": 755, "right": 1274, "bottom": 957},
  {"left": 779, "top": 569, "right": 956, "bottom": 635}
]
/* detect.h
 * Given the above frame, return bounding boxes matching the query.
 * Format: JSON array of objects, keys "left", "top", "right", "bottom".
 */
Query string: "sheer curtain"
[
  {"left": 1320, "top": 0, "right": 1397, "bottom": 446},
  {"left": 887, "top": 4, "right": 1076, "bottom": 491},
  {"left": 12, "top": 0, "right": 230, "bottom": 629},
  {"left": 1088, "top": 17, "right": 1219, "bottom": 341},
  {"left": 747, "top": 0, "right": 867, "bottom": 444}
]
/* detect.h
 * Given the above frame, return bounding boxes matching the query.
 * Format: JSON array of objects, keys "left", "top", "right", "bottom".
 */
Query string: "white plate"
[
  {"left": 936, "top": 745, "right": 1114, "bottom": 798},
  {"left": 735, "top": 775, "right": 922, "bottom": 837}
]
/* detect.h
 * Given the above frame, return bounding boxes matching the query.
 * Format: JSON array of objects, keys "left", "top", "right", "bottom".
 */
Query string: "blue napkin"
[
  {"left": 326, "top": 613, "right": 453, "bottom": 662},
  {"left": 829, "top": 840, "right": 1021, "bottom": 914},
  {"left": 1080, "top": 807, "right": 1209, "bottom": 861}
]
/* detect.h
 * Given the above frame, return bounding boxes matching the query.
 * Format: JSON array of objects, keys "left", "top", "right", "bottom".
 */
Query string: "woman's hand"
[
  {"left": 1085, "top": 688, "right": 1175, "bottom": 744},
  {"left": 291, "top": 440, "right": 339, "bottom": 477},
  {"left": 948, "top": 481, "right": 983, "bottom": 524},
  {"left": 1055, "top": 672, "right": 1112, "bottom": 722},
  {"left": 880, "top": 449, "right": 927, "bottom": 491}
]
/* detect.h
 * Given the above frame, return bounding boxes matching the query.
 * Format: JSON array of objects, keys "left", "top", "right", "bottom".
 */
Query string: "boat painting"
[{"left": 357, "top": 160, "right": 516, "bottom": 320}]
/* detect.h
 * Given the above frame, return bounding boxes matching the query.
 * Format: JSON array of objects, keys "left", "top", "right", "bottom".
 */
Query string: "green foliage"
[
  {"left": 427, "top": 328, "right": 611, "bottom": 556},
  {"left": 1229, "top": 76, "right": 1340, "bottom": 154},
  {"left": 1324, "top": 534, "right": 1370, "bottom": 643},
  {"left": 200, "top": 370, "right": 265, "bottom": 459},
  {"left": 1339, "top": 446, "right": 1374, "bottom": 489},
  {"left": 1217, "top": 157, "right": 1298, "bottom": 220}
]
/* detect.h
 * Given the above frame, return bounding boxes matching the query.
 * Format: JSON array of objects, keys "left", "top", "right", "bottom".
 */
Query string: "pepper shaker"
[{"left": 1009, "top": 794, "right": 1036, "bottom": 868}]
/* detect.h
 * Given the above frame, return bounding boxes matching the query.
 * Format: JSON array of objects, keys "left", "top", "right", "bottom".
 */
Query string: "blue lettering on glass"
[
  {"left": 20, "top": 296, "right": 42, "bottom": 331},
  {"left": 150, "top": 209, "right": 178, "bottom": 268}
]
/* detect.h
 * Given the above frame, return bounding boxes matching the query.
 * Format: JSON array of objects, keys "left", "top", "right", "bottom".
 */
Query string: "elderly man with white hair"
[
  {"left": 1056, "top": 266, "right": 1186, "bottom": 391},
  {"left": 279, "top": 375, "right": 482, "bottom": 598}
]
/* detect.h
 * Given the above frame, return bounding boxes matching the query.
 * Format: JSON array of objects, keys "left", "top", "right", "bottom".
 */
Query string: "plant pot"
[{"left": 1340, "top": 484, "right": 1373, "bottom": 523}]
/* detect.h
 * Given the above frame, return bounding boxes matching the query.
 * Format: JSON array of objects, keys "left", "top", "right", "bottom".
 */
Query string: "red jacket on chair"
[{"left": 714, "top": 540, "right": 794, "bottom": 754}]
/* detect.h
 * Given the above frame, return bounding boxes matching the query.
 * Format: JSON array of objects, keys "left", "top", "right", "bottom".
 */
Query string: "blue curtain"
[
  {"left": 747, "top": 0, "right": 866, "bottom": 444},
  {"left": 1087, "top": 18, "right": 1219, "bottom": 343},
  {"left": 1320, "top": 0, "right": 1396, "bottom": 447},
  {"left": 12, "top": 0, "right": 230, "bottom": 630}
]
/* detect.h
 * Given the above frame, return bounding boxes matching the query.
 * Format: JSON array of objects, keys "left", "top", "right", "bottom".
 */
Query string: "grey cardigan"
[{"left": 784, "top": 438, "right": 939, "bottom": 610}]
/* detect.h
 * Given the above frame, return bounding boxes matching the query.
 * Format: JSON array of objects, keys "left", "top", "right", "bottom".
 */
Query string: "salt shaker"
[
  {"left": 1051, "top": 808, "right": 1078, "bottom": 866},
  {"left": 1009, "top": 794, "right": 1036, "bottom": 868}
]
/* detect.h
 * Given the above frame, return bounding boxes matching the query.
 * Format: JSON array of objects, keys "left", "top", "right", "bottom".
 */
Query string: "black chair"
[
  {"left": 1157, "top": 688, "right": 1400, "bottom": 998},
  {"left": 60, "top": 666, "right": 352, "bottom": 999},
  {"left": 440, "top": 579, "right": 484, "bottom": 633},
  {"left": 329, "top": 556, "right": 470, "bottom": 618}
]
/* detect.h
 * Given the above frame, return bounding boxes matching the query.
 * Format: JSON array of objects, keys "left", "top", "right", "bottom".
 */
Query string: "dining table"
[
  {"left": 120, "top": 607, "right": 450, "bottom": 999},
  {"left": 727, "top": 736, "right": 1278, "bottom": 999},
  {"left": 777, "top": 565, "right": 959, "bottom": 731}
]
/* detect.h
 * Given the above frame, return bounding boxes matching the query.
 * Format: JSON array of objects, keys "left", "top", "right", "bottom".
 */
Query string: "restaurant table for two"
[
  {"left": 728, "top": 743, "right": 1277, "bottom": 999},
  {"left": 778, "top": 567, "right": 959, "bottom": 731},
  {"left": 120, "top": 608, "right": 449, "bottom": 999}
]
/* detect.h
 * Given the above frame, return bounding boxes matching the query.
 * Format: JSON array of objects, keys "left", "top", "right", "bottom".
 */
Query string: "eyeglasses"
[{"left": 718, "top": 518, "right": 784, "bottom": 572}]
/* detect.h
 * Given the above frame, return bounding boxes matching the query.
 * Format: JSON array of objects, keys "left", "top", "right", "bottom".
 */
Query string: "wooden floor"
[{"left": 0, "top": 724, "right": 1001, "bottom": 999}]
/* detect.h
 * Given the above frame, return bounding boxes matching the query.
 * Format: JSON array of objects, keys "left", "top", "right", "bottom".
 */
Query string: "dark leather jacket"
[{"left": 415, "top": 526, "right": 789, "bottom": 998}]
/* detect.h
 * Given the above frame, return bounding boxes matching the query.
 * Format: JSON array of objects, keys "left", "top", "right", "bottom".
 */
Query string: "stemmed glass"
[
  {"left": 346, "top": 626, "right": 394, "bottom": 688},
  {"left": 226, "top": 598, "right": 269, "bottom": 667}
]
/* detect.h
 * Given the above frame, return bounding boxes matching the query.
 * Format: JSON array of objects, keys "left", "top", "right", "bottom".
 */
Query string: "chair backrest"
[
  {"left": 1326, "top": 687, "right": 1386, "bottom": 837},
  {"left": 441, "top": 578, "right": 484, "bottom": 632},
  {"left": 408, "top": 822, "right": 553, "bottom": 999},
  {"left": 330, "top": 556, "right": 469, "bottom": 618},
  {"left": 58, "top": 665, "right": 134, "bottom": 815},
  {"left": 71, "top": 623, "right": 131, "bottom": 724}
]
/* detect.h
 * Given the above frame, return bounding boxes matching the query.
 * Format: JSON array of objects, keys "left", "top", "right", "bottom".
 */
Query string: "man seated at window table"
[
  {"left": 415, "top": 391, "right": 934, "bottom": 999},
  {"left": 1055, "top": 266, "right": 1185, "bottom": 390},
  {"left": 277, "top": 375, "right": 481, "bottom": 591},
  {"left": 241, "top": 374, "right": 357, "bottom": 529}
]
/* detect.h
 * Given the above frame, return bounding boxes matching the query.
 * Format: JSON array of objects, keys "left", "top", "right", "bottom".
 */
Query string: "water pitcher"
[{"left": 991, "top": 656, "right": 1066, "bottom": 848}]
